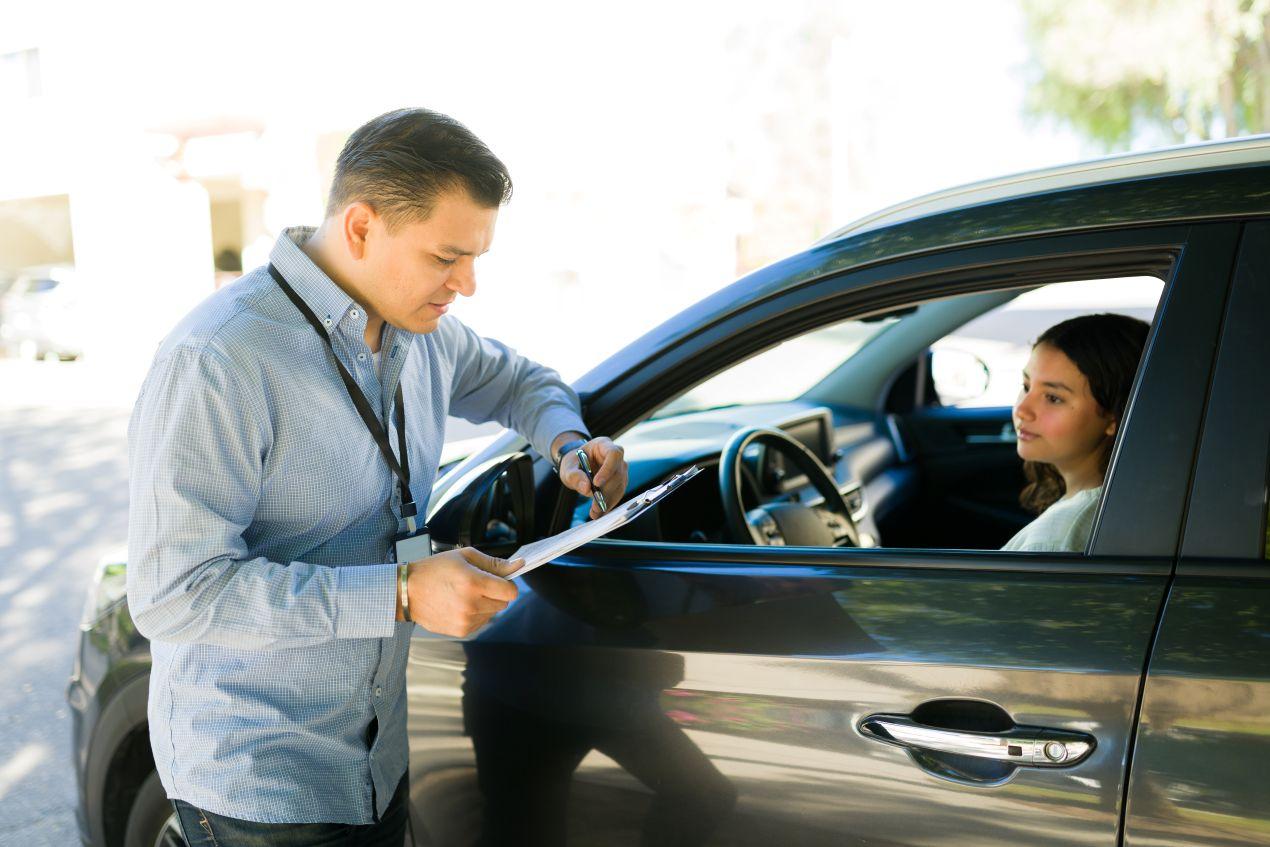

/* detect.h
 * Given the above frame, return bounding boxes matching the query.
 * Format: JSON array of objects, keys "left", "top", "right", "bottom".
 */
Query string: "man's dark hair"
[{"left": 325, "top": 108, "right": 512, "bottom": 230}]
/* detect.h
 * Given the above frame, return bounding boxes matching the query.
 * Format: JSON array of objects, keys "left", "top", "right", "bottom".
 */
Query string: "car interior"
[{"left": 557, "top": 275, "right": 1165, "bottom": 554}]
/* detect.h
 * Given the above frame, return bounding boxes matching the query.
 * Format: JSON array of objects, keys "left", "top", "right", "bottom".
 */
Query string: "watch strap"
[{"left": 553, "top": 437, "right": 590, "bottom": 473}]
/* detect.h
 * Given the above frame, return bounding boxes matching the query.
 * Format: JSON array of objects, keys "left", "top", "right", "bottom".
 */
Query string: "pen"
[{"left": 576, "top": 448, "right": 608, "bottom": 513}]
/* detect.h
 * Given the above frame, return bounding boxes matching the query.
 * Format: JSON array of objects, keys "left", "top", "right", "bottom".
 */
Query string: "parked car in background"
[
  {"left": 0, "top": 267, "right": 85, "bottom": 360},
  {"left": 70, "top": 135, "right": 1270, "bottom": 847}
]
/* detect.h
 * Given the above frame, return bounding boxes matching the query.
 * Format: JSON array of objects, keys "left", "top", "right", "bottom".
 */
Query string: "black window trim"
[
  {"left": 1178, "top": 219, "right": 1270, "bottom": 567},
  {"left": 550, "top": 222, "right": 1241, "bottom": 572}
]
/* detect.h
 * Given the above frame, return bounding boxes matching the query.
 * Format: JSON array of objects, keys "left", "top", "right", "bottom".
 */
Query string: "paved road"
[
  {"left": 0, "top": 404, "right": 130, "bottom": 845},
  {"left": 0, "top": 360, "right": 500, "bottom": 844}
]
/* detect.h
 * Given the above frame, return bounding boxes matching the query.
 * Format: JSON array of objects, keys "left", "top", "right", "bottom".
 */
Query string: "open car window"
[{"left": 570, "top": 274, "right": 1167, "bottom": 556}]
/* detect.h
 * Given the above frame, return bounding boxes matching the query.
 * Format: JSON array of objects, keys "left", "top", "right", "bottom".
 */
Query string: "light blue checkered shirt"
[{"left": 126, "top": 227, "right": 585, "bottom": 824}]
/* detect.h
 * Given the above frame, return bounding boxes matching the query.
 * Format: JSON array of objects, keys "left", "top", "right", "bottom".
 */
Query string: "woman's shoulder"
[{"left": 1002, "top": 486, "right": 1103, "bottom": 554}]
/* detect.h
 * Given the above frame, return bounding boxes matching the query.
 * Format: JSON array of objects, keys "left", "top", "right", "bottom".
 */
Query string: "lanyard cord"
[{"left": 268, "top": 264, "right": 417, "bottom": 526}]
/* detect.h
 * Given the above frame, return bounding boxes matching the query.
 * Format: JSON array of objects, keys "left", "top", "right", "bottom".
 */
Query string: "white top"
[{"left": 1002, "top": 485, "right": 1103, "bottom": 554}]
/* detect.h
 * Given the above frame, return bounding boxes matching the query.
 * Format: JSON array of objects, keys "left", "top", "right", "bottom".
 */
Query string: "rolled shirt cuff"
[
  {"left": 533, "top": 407, "right": 589, "bottom": 462},
  {"left": 335, "top": 563, "right": 399, "bottom": 639}
]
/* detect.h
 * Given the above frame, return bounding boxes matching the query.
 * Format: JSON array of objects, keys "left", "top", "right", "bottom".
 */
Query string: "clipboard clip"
[{"left": 624, "top": 465, "right": 702, "bottom": 522}]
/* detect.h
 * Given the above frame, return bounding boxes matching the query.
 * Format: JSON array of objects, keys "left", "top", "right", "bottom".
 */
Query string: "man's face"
[{"left": 358, "top": 188, "right": 498, "bottom": 334}]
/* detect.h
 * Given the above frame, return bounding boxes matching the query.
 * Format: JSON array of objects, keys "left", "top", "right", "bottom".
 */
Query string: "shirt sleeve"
[
  {"left": 126, "top": 345, "right": 397, "bottom": 649},
  {"left": 441, "top": 317, "right": 588, "bottom": 460}
]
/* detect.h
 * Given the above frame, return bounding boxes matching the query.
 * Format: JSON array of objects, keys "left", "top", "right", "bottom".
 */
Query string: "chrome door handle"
[{"left": 859, "top": 715, "right": 1094, "bottom": 767}]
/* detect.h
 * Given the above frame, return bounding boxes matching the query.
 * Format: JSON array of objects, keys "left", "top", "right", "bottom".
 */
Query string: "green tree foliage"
[{"left": 1022, "top": 0, "right": 1270, "bottom": 149}]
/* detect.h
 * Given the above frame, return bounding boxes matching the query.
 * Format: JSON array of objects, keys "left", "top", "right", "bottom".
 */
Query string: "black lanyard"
[{"left": 268, "top": 264, "right": 417, "bottom": 524}]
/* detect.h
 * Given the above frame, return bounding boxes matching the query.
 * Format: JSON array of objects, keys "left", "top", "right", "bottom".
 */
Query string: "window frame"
[
  {"left": 558, "top": 223, "right": 1241, "bottom": 565},
  {"left": 1179, "top": 219, "right": 1270, "bottom": 566}
]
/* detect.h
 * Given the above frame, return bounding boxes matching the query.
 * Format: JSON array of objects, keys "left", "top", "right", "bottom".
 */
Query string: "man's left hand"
[{"left": 558, "top": 437, "right": 629, "bottom": 520}]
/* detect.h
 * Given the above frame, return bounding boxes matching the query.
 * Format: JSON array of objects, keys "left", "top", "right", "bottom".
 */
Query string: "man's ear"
[
  {"left": 1105, "top": 418, "right": 1118, "bottom": 437},
  {"left": 341, "top": 202, "right": 375, "bottom": 260}
]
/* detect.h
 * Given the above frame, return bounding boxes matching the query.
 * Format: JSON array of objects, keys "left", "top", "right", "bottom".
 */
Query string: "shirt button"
[
  {"left": 323, "top": 317, "right": 332, "bottom": 327},
  {"left": 374, "top": 686, "right": 383, "bottom": 697},
  {"left": 351, "top": 309, "right": 361, "bottom": 319},
  {"left": 357, "top": 353, "right": 366, "bottom": 361}
]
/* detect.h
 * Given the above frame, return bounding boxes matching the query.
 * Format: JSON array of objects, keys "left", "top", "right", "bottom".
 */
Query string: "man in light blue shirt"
[{"left": 127, "top": 108, "right": 628, "bottom": 844}]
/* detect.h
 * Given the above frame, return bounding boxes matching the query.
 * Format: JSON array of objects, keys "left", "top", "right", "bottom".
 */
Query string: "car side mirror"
[
  {"left": 427, "top": 452, "right": 534, "bottom": 559},
  {"left": 931, "top": 348, "right": 991, "bottom": 403}
]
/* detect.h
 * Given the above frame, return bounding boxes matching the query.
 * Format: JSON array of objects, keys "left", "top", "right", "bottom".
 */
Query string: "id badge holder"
[{"left": 394, "top": 525, "right": 432, "bottom": 563}]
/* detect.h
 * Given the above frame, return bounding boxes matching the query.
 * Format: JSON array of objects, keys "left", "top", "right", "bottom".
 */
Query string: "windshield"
[{"left": 650, "top": 317, "right": 899, "bottom": 419}]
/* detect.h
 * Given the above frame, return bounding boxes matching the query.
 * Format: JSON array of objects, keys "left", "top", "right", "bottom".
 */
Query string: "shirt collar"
[{"left": 269, "top": 227, "right": 359, "bottom": 335}]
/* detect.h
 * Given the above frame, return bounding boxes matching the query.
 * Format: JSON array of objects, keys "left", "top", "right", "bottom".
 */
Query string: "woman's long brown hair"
[{"left": 1019, "top": 313, "right": 1150, "bottom": 514}]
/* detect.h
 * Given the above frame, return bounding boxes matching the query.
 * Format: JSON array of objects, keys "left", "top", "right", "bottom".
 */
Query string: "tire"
[{"left": 124, "top": 770, "right": 187, "bottom": 847}]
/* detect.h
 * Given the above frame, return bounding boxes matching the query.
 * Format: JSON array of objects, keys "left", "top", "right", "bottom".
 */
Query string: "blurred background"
[
  {"left": 8, "top": 0, "right": 1267, "bottom": 392},
  {"left": 1, "top": 0, "right": 1267, "bottom": 841}
]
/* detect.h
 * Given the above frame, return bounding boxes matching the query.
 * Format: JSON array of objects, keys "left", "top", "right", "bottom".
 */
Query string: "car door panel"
[
  {"left": 1124, "top": 221, "right": 1270, "bottom": 846},
  {"left": 887, "top": 406, "right": 1025, "bottom": 549},
  {"left": 407, "top": 546, "right": 1168, "bottom": 847},
  {"left": 405, "top": 222, "right": 1239, "bottom": 846},
  {"left": 1122, "top": 569, "right": 1270, "bottom": 847}
]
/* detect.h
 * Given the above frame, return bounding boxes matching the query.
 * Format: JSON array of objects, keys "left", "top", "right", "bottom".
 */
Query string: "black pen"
[{"left": 576, "top": 448, "right": 608, "bottom": 513}]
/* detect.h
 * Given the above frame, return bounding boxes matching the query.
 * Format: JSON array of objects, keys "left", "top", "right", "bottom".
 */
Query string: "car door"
[
  {"left": 404, "top": 223, "right": 1239, "bottom": 847},
  {"left": 1123, "top": 220, "right": 1270, "bottom": 846}
]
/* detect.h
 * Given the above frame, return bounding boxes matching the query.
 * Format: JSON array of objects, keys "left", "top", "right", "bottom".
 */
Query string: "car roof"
[{"left": 818, "top": 134, "right": 1270, "bottom": 246}]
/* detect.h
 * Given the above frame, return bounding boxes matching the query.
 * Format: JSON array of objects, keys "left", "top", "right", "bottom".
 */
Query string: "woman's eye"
[
  {"left": 434, "top": 255, "right": 456, "bottom": 267},
  {"left": 1046, "top": 394, "right": 1062, "bottom": 404}
]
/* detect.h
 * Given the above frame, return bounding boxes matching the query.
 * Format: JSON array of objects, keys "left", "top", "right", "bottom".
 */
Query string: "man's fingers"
[
  {"left": 458, "top": 549, "right": 522, "bottom": 599},
  {"left": 459, "top": 546, "right": 507, "bottom": 573},
  {"left": 561, "top": 468, "right": 591, "bottom": 495},
  {"left": 466, "top": 594, "right": 510, "bottom": 615},
  {"left": 592, "top": 444, "right": 624, "bottom": 488}
]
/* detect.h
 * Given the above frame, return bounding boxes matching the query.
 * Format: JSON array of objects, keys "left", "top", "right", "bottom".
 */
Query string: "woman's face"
[{"left": 1013, "top": 343, "right": 1118, "bottom": 475}]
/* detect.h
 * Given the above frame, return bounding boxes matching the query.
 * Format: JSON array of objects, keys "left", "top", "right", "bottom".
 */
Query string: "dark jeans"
[{"left": 172, "top": 775, "right": 409, "bottom": 847}]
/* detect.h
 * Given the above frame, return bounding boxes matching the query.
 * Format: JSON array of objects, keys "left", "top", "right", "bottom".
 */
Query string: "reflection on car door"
[{"left": 403, "top": 224, "right": 1237, "bottom": 847}]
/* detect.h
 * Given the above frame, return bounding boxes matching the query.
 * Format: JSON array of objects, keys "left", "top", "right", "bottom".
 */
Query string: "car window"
[
  {"left": 932, "top": 276, "right": 1163, "bottom": 408},
  {"left": 649, "top": 316, "right": 900, "bottom": 419},
  {"left": 574, "top": 273, "right": 1168, "bottom": 554}
]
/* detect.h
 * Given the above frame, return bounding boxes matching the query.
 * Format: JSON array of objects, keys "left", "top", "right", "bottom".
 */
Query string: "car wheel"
[{"left": 124, "top": 770, "right": 187, "bottom": 847}]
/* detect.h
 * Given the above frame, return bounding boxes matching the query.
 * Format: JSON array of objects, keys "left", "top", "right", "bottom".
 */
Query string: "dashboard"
[{"left": 569, "top": 402, "right": 897, "bottom": 547}]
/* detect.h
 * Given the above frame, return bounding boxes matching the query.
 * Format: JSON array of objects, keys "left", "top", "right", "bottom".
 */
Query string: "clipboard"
[{"left": 504, "top": 466, "right": 702, "bottom": 579}]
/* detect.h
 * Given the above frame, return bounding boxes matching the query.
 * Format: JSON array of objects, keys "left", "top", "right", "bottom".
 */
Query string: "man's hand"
[
  {"left": 398, "top": 548, "right": 521, "bottom": 637},
  {"left": 558, "top": 436, "right": 629, "bottom": 520}
]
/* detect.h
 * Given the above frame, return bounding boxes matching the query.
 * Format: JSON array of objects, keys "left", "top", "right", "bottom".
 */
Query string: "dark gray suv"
[{"left": 70, "top": 136, "right": 1270, "bottom": 847}]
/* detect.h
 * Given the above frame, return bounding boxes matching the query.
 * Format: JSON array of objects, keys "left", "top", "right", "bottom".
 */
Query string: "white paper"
[{"left": 505, "top": 466, "right": 701, "bottom": 578}]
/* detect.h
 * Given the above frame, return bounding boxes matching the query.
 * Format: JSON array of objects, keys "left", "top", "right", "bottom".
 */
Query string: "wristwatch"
[{"left": 552, "top": 437, "right": 590, "bottom": 475}]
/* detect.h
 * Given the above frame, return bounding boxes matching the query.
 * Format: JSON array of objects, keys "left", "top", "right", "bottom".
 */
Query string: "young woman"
[{"left": 1003, "top": 313, "right": 1150, "bottom": 553}]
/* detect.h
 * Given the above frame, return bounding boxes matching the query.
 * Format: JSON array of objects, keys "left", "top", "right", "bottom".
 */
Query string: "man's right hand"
[{"left": 397, "top": 547, "right": 521, "bottom": 636}]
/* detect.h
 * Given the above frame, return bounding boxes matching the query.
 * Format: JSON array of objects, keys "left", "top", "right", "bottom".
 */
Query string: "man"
[{"left": 127, "top": 107, "right": 628, "bottom": 844}]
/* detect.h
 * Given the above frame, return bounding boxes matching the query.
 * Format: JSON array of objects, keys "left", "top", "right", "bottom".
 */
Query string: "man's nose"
[{"left": 448, "top": 259, "right": 477, "bottom": 297}]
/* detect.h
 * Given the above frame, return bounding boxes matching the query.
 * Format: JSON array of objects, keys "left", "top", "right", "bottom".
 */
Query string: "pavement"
[
  {"left": 0, "top": 398, "right": 128, "bottom": 844},
  {"left": 0, "top": 359, "right": 500, "bottom": 844}
]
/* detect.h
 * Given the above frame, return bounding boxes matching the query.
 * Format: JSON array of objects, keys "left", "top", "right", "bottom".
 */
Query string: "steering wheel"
[{"left": 719, "top": 426, "right": 860, "bottom": 547}]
